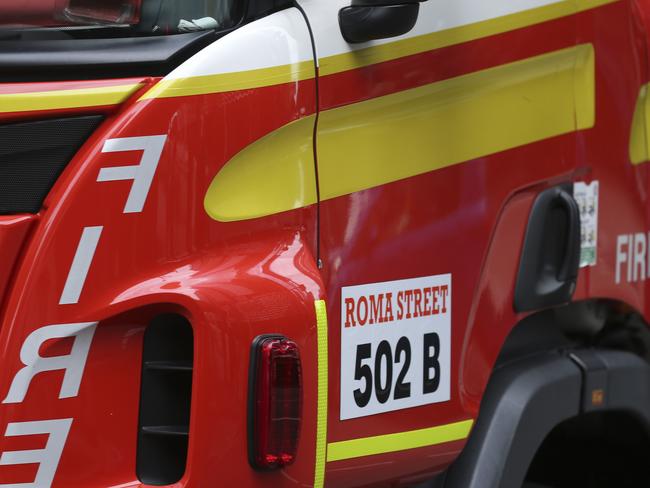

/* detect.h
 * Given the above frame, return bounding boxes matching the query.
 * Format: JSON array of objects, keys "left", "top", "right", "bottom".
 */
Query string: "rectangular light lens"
[{"left": 250, "top": 336, "right": 302, "bottom": 470}]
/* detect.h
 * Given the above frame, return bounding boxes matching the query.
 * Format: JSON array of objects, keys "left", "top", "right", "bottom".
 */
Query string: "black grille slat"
[
  {"left": 137, "top": 314, "right": 193, "bottom": 486},
  {"left": 0, "top": 116, "right": 103, "bottom": 214},
  {"left": 144, "top": 360, "right": 193, "bottom": 372},
  {"left": 141, "top": 426, "right": 190, "bottom": 437}
]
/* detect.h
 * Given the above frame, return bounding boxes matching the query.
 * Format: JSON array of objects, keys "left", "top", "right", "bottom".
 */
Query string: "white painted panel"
[
  {"left": 296, "top": 0, "right": 567, "bottom": 61},
  {"left": 164, "top": 7, "right": 314, "bottom": 79}
]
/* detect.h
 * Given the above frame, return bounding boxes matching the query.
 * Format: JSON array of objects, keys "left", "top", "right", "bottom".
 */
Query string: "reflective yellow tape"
[
  {"left": 327, "top": 419, "right": 474, "bottom": 462},
  {"left": 204, "top": 115, "right": 317, "bottom": 222},
  {"left": 314, "top": 300, "right": 329, "bottom": 488},
  {"left": 0, "top": 83, "right": 143, "bottom": 114},
  {"left": 630, "top": 84, "right": 650, "bottom": 165},
  {"left": 140, "top": 60, "right": 315, "bottom": 100},
  {"left": 320, "top": 0, "right": 618, "bottom": 76},
  {"left": 317, "top": 43, "right": 595, "bottom": 201},
  {"left": 203, "top": 44, "right": 595, "bottom": 222}
]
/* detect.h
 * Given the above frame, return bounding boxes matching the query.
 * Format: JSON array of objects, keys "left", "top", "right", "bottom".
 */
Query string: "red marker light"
[{"left": 249, "top": 336, "right": 302, "bottom": 470}]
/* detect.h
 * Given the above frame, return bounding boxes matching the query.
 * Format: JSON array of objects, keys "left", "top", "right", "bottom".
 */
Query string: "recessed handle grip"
[{"left": 514, "top": 184, "right": 582, "bottom": 313}]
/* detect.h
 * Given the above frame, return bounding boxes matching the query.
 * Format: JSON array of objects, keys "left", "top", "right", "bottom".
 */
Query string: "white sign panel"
[
  {"left": 574, "top": 180, "right": 599, "bottom": 267},
  {"left": 340, "top": 274, "right": 451, "bottom": 420}
]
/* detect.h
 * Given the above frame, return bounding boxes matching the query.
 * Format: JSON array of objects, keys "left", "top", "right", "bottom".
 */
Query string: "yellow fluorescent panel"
[
  {"left": 314, "top": 300, "right": 329, "bottom": 488},
  {"left": 630, "top": 84, "right": 650, "bottom": 165},
  {"left": 140, "top": 60, "right": 315, "bottom": 99},
  {"left": 320, "top": 0, "right": 617, "bottom": 76},
  {"left": 203, "top": 115, "right": 317, "bottom": 222},
  {"left": 203, "top": 44, "right": 595, "bottom": 223},
  {"left": 0, "top": 83, "right": 143, "bottom": 113},
  {"left": 317, "top": 44, "right": 595, "bottom": 201},
  {"left": 327, "top": 419, "right": 474, "bottom": 462}
]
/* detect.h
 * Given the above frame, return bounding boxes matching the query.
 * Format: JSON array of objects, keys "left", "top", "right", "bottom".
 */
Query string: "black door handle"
[{"left": 514, "top": 184, "right": 582, "bottom": 313}]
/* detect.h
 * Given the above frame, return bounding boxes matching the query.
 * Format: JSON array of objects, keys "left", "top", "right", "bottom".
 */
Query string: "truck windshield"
[{"left": 0, "top": 0, "right": 242, "bottom": 35}]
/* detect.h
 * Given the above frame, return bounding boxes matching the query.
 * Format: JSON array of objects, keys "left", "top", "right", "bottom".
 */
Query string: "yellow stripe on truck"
[
  {"left": 314, "top": 300, "right": 329, "bottom": 488},
  {"left": 630, "top": 84, "right": 650, "bottom": 165},
  {"left": 319, "top": 0, "right": 616, "bottom": 76},
  {"left": 311, "top": 302, "right": 470, "bottom": 470},
  {"left": 317, "top": 43, "right": 595, "bottom": 201},
  {"left": 327, "top": 419, "right": 474, "bottom": 462},
  {"left": 140, "top": 0, "right": 614, "bottom": 98},
  {"left": 0, "top": 83, "right": 143, "bottom": 114},
  {"left": 140, "top": 60, "right": 315, "bottom": 100},
  {"left": 204, "top": 44, "right": 595, "bottom": 222}
]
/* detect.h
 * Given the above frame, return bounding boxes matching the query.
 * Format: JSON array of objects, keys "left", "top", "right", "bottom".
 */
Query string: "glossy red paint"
[
  {"left": 0, "top": 1, "right": 649, "bottom": 487},
  {"left": 316, "top": 13, "right": 577, "bottom": 486},
  {"left": 0, "top": 71, "right": 320, "bottom": 487},
  {"left": 318, "top": 14, "right": 577, "bottom": 111},
  {"left": 317, "top": 1, "right": 648, "bottom": 485}
]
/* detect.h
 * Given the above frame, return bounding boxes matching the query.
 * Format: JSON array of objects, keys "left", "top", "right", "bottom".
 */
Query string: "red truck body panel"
[{"left": 0, "top": 1, "right": 649, "bottom": 486}]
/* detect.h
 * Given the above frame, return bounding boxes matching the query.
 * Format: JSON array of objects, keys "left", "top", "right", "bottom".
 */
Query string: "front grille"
[{"left": 0, "top": 115, "right": 102, "bottom": 214}]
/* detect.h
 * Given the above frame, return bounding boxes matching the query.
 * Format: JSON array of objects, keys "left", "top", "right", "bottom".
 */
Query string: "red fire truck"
[{"left": 0, "top": 0, "right": 649, "bottom": 487}]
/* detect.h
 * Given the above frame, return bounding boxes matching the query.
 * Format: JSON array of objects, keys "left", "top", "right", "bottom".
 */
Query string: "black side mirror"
[{"left": 339, "top": 0, "right": 426, "bottom": 44}]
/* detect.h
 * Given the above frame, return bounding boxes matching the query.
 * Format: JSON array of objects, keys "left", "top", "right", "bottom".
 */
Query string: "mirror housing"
[{"left": 339, "top": 0, "right": 425, "bottom": 44}]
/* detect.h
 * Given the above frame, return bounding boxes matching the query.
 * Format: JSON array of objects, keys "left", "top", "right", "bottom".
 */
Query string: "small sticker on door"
[
  {"left": 574, "top": 181, "right": 599, "bottom": 267},
  {"left": 340, "top": 274, "right": 451, "bottom": 420}
]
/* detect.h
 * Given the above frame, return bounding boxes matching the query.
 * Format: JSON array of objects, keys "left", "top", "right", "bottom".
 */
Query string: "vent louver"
[
  {"left": 137, "top": 314, "right": 193, "bottom": 485},
  {"left": 0, "top": 116, "right": 103, "bottom": 214}
]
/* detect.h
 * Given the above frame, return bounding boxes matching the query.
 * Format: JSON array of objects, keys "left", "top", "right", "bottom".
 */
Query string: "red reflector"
[{"left": 249, "top": 336, "right": 302, "bottom": 470}]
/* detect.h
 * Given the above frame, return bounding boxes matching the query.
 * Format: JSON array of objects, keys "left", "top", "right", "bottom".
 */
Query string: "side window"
[{"left": 141, "top": 0, "right": 245, "bottom": 33}]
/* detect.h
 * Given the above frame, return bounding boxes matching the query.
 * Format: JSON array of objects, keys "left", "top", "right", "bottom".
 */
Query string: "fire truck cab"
[{"left": 0, "top": 0, "right": 649, "bottom": 487}]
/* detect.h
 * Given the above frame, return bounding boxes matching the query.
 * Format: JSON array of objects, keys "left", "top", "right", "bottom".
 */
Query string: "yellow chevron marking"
[
  {"left": 327, "top": 419, "right": 474, "bottom": 462},
  {"left": 0, "top": 83, "right": 143, "bottom": 114}
]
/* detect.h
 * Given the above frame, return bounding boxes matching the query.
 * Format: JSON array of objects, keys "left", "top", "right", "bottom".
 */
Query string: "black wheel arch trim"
[{"left": 441, "top": 349, "right": 650, "bottom": 488}]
